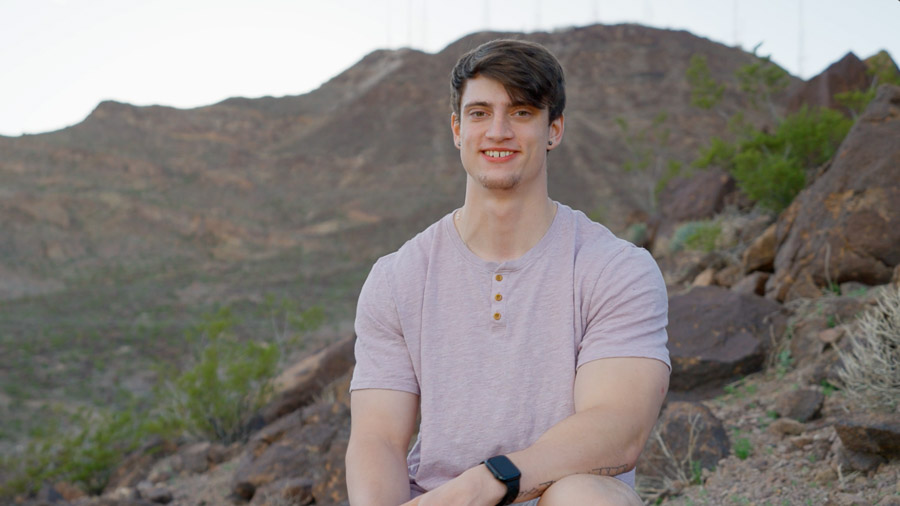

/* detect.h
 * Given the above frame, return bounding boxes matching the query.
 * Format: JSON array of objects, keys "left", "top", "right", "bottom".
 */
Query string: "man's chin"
[{"left": 477, "top": 175, "right": 521, "bottom": 191}]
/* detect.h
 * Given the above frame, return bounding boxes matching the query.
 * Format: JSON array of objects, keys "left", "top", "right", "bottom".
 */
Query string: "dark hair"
[{"left": 450, "top": 39, "right": 566, "bottom": 123}]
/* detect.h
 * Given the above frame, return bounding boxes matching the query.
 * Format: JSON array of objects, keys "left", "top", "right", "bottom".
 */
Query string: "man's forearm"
[
  {"left": 346, "top": 434, "right": 411, "bottom": 506},
  {"left": 505, "top": 403, "right": 645, "bottom": 501}
]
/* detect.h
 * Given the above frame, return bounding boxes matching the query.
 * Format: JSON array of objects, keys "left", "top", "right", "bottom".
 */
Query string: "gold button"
[
  {"left": 493, "top": 312, "right": 501, "bottom": 320},
  {"left": 495, "top": 293, "right": 502, "bottom": 301},
  {"left": 495, "top": 274, "right": 503, "bottom": 281}
]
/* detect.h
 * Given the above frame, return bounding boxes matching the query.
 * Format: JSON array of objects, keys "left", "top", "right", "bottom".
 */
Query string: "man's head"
[{"left": 450, "top": 39, "right": 566, "bottom": 124}]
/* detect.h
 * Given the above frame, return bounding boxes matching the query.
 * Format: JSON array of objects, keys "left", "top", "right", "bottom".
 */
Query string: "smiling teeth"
[{"left": 485, "top": 150, "right": 513, "bottom": 158}]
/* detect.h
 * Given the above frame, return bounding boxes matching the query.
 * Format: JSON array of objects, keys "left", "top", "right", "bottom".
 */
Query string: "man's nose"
[{"left": 485, "top": 115, "right": 513, "bottom": 140}]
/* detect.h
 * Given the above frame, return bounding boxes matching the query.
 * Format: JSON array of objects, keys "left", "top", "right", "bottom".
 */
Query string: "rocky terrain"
[{"left": 2, "top": 23, "right": 899, "bottom": 506}]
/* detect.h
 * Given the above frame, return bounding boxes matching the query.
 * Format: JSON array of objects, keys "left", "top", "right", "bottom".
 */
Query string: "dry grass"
[{"left": 837, "top": 285, "right": 900, "bottom": 413}]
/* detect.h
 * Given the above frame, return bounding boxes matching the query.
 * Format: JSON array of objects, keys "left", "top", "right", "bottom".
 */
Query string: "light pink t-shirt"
[{"left": 350, "top": 203, "right": 670, "bottom": 493}]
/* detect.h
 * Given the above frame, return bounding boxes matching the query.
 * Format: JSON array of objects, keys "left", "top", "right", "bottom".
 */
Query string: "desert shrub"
[
  {"left": 687, "top": 50, "right": 854, "bottom": 213},
  {"left": 155, "top": 306, "right": 280, "bottom": 443},
  {"left": 669, "top": 220, "right": 722, "bottom": 253},
  {"left": 837, "top": 286, "right": 900, "bottom": 413},
  {"left": 0, "top": 405, "right": 152, "bottom": 497},
  {"left": 694, "top": 106, "right": 851, "bottom": 212}
]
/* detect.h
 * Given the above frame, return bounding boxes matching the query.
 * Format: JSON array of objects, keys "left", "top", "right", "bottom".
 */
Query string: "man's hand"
[{"left": 401, "top": 465, "right": 506, "bottom": 506}]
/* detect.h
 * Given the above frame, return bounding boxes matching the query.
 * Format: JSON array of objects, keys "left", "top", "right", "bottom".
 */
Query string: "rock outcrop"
[
  {"left": 767, "top": 85, "right": 900, "bottom": 302},
  {"left": 785, "top": 52, "right": 871, "bottom": 114},
  {"left": 667, "top": 286, "right": 786, "bottom": 390}
]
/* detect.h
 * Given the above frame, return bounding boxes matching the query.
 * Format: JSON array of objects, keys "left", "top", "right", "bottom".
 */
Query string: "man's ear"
[
  {"left": 450, "top": 113, "right": 461, "bottom": 148},
  {"left": 547, "top": 114, "right": 565, "bottom": 151}
]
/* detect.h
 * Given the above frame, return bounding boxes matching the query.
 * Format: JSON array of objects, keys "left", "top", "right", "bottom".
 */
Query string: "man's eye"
[
  {"left": 513, "top": 110, "right": 532, "bottom": 117},
  {"left": 470, "top": 111, "right": 486, "bottom": 118}
]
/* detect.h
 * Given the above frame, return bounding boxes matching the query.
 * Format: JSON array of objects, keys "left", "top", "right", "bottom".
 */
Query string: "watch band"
[{"left": 482, "top": 456, "right": 521, "bottom": 506}]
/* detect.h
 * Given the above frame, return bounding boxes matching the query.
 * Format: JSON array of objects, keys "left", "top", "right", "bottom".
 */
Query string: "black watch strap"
[{"left": 482, "top": 456, "right": 521, "bottom": 506}]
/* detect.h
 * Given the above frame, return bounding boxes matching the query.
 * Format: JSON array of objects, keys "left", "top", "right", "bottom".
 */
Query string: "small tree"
[{"left": 615, "top": 112, "right": 683, "bottom": 213}]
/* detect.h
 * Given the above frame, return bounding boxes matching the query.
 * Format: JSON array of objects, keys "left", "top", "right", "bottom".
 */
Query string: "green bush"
[
  {"left": 1, "top": 301, "right": 324, "bottom": 500},
  {"left": 694, "top": 106, "right": 851, "bottom": 212},
  {"left": 0, "top": 405, "right": 151, "bottom": 497},
  {"left": 155, "top": 306, "right": 280, "bottom": 444},
  {"left": 670, "top": 220, "right": 722, "bottom": 253},
  {"left": 687, "top": 50, "right": 854, "bottom": 213}
]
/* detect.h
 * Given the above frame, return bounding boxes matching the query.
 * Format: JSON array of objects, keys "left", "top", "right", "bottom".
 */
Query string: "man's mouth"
[{"left": 484, "top": 150, "right": 514, "bottom": 158}]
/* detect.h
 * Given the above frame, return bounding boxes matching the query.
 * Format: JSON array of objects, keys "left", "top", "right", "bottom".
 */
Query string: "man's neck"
[{"left": 454, "top": 185, "right": 557, "bottom": 263}]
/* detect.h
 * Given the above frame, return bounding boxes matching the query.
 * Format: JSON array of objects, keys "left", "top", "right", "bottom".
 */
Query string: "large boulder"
[
  {"left": 638, "top": 402, "right": 730, "bottom": 485},
  {"left": 668, "top": 286, "right": 786, "bottom": 391},
  {"left": 261, "top": 335, "right": 355, "bottom": 423},
  {"left": 655, "top": 169, "right": 735, "bottom": 240},
  {"left": 785, "top": 52, "right": 871, "bottom": 114},
  {"left": 767, "top": 85, "right": 900, "bottom": 302}
]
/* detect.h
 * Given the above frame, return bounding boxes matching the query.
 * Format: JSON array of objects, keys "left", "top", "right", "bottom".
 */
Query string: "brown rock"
[
  {"left": 814, "top": 466, "right": 838, "bottom": 485},
  {"left": 786, "top": 52, "right": 871, "bottom": 114},
  {"left": 837, "top": 445, "right": 886, "bottom": 473},
  {"left": 766, "top": 418, "right": 805, "bottom": 436},
  {"left": 742, "top": 223, "right": 776, "bottom": 274},
  {"left": 775, "top": 388, "right": 825, "bottom": 422},
  {"left": 638, "top": 402, "right": 730, "bottom": 481},
  {"left": 692, "top": 267, "right": 716, "bottom": 287},
  {"left": 250, "top": 478, "right": 314, "bottom": 506},
  {"left": 179, "top": 442, "right": 212, "bottom": 475},
  {"left": 714, "top": 264, "right": 743, "bottom": 288},
  {"left": 53, "top": 481, "right": 87, "bottom": 501},
  {"left": 656, "top": 169, "right": 735, "bottom": 238},
  {"left": 232, "top": 374, "right": 352, "bottom": 503},
  {"left": 768, "top": 85, "right": 900, "bottom": 302},
  {"left": 731, "top": 271, "right": 770, "bottom": 296},
  {"left": 818, "top": 327, "right": 845, "bottom": 344},
  {"left": 834, "top": 413, "right": 900, "bottom": 458},
  {"left": 104, "top": 439, "right": 178, "bottom": 493},
  {"left": 261, "top": 335, "right": 355, "bottom": 423},
  {"left": 667, "top": 286, "right": 786, "bottom": 391}
]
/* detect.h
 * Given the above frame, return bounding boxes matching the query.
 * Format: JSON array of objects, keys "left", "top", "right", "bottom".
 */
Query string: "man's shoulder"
[
  {"left": 372, "top": 212, "right": 451, "bottom": 278},
  {"left": 565, "top": 206, "right": 657, "bottom": 278}
]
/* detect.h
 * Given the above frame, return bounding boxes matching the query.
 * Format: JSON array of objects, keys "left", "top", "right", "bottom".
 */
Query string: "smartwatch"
[{"left": 482, "top": 455, "right": 521, "bottom": 506}]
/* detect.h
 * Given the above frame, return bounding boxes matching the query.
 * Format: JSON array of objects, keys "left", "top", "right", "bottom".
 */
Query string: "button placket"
[{"left": 491, "top": 272, "right": 506, "bottom": 324}]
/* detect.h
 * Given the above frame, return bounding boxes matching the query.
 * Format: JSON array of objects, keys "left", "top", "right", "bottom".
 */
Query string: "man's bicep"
[
  {"left": 350, "top": 389, "right": 419, "bottom": 451},
  {"left": 573, "top": 357, "right": 669, "bottom": 416}
]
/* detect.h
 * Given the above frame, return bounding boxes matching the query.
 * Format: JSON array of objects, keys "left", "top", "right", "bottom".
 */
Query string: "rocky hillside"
[
  {"left": 0, "top": 23, "right": 782, "bottom": 451},
  {"left": 3, "top": 23, "right": 899, "bottom": 506}
]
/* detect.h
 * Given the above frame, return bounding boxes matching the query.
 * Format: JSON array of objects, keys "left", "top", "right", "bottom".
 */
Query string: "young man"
[{"left": 346, "top": 39, "right": 670, "bottom": 505}]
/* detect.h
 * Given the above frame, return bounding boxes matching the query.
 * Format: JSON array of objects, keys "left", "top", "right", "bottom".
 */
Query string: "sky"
[{"left": 0, "top": 0, "right": 897, "bottom": 137}]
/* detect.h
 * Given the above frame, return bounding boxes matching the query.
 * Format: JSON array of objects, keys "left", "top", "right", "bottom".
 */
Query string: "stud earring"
[{"left": 548, "top": 140, "right": 553, "bottom": 146}]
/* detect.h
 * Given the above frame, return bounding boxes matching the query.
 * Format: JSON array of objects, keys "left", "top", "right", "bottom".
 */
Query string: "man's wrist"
[{"left": 470, "top": 464, "right": 508, "bottom": 503}]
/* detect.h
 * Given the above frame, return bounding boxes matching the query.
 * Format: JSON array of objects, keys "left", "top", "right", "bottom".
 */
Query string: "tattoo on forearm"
[
  {"left": 590, "top": 464, "right": 629, "bottom": 476},
  {"left": 515, "top": 465, "right": 627, "bottom": 499},
  {"left": 517, "top": 481, "right": 555, "bottom": 499}
]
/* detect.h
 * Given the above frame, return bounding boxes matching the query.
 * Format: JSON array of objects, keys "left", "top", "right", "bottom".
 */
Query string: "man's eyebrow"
[{"left": 462, "top": 101, "right": 493, "bottom": 110}]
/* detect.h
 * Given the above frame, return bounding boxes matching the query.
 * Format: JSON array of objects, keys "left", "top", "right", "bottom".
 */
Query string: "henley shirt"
[{"left": 350, "top": 202, "right": 670, "bottom": 494}]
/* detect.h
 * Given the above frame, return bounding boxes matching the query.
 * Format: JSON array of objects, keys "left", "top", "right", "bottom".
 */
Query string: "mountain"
[{"left": 0, "top": 23, "right": 785, "bottom": 439}]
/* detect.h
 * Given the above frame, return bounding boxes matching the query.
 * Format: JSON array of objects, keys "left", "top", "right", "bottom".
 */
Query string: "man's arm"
[
  {"left": 404, "top": 356, "right": 668, "bottom": 505},
  {"left": 346, "top": 388, "right": 419, "bottom": 506},
  {"left": 507, "top": 356, "right": 669, "bottom": 500}
]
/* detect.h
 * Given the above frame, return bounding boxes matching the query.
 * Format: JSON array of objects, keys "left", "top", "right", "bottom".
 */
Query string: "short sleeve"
[
  {"left": 350, "top": 258, "right": 421, "bottom": 395},
  {"left": 577, "top": 245, "right": 670, "bottom": 370}
]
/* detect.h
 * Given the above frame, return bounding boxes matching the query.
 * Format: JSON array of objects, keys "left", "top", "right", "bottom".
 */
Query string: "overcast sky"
[{"left": 1, "top": 0, "right": 897, "bottom": 137}]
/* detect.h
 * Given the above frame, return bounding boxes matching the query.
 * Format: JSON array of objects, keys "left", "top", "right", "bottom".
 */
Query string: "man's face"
[{"left": 451, "top": 76, "right": 563, "bottom": 192}]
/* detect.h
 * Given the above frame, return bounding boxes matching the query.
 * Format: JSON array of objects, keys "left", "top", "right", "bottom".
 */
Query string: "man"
[{"left": 345, "top": 39, "right": 670, "bottom": 505}]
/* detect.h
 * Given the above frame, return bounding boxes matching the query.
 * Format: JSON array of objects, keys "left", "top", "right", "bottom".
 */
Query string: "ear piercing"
[{"left": 548, "top": 141, "right": 553, "bottom": 146}]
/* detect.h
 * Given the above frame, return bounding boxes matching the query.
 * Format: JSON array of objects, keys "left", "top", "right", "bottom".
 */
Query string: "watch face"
[{"left": 486, "top": 456, "right": 521, "bottom": 481}]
